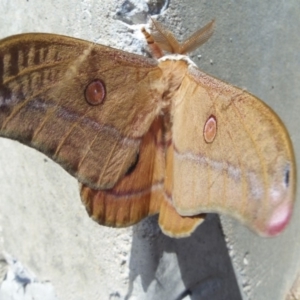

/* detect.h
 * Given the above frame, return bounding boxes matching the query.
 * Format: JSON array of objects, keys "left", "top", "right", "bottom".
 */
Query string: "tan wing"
[
  {"left": 160, "top": 144, "right": 205, "bottom": 237},
  {"left": 0, "top": 33, "right": 164, "bottom": 189},
  {"left": 171, "top": 65, "right": 296, "bottom": 237}
]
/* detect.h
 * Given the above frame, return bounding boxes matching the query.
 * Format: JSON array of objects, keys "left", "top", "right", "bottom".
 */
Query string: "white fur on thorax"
[{"left": 158, "top": 54, "right": 197, "bottom": 68}]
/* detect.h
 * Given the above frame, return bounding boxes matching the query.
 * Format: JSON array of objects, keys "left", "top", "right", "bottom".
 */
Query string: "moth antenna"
[
  {"left": 180, "top": 19, "right": 215, "bottom": 54},
  {"left": 141, "top": 27, "right": 164, "bottom": 59},
  {"left": 150, "top": 17, "right": 181, "bottom": 54}
]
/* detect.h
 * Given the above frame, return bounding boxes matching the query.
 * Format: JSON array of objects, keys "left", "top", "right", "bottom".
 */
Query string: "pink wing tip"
[{"left": 266, "top": 202, "right": 293, "bottom": 236}]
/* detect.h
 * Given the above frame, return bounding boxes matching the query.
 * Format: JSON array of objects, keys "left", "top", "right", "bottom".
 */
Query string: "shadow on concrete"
[{"left": 126, "top": 214, "right": 242, "bottom": 300}]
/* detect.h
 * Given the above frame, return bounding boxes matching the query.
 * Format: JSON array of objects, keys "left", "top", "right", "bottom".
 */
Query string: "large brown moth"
[{"left": 0, "top": 19, "right": 296, "bottom": 238}]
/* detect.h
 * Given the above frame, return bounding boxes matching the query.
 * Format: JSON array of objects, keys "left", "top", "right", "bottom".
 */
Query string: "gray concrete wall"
[{"left": 0, "top": 1, "right": 299, "bottom": 299}]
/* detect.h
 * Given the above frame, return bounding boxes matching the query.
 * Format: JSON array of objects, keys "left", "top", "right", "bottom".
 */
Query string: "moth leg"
[{"left": 141, "top": 27, "right": 164, "bottom": 58}]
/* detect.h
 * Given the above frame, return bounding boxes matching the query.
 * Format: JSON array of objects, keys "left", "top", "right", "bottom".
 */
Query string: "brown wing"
[
  {"left": 171, "top": 65, "right": 296, "bottom": 236},
  {"left": 81, "top": 117, "right": 205, "bottom": 237},
  {"left": 80, "top": 117, "right": 165, "bottom": 227},
  {"left": 0, "top": 33, "right": 164, "bottom": 189}
]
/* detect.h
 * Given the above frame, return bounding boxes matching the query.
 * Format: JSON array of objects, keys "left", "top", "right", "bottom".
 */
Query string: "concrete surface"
[{"left": 0, "top": 1, "right": 299, "bottom": 299}]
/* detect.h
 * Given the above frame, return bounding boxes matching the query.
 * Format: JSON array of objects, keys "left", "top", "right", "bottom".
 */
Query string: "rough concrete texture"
[{"left": 0, "top": 1, "right": 299, "bottom": 299}]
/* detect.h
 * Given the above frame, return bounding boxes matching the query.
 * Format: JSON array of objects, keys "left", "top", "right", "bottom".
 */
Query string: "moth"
[{"left": 0, "top": 19, "right": 296, "bottom": 238}]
